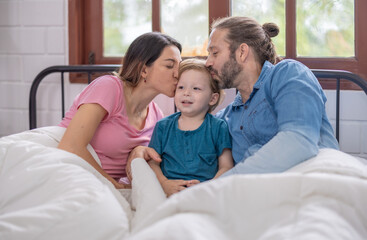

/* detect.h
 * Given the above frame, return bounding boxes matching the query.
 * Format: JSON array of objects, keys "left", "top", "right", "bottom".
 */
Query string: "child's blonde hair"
[{"left": 178, "top": 58, "right": 223, "bottom": 113}]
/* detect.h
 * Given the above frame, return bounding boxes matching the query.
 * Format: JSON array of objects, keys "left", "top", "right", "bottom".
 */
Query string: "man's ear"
[
  {"left": 238, "top": 43, "right": 249, "bottom": 62},
  {"left": 209, "top": 92, "right": 220, "bottom": 106}
]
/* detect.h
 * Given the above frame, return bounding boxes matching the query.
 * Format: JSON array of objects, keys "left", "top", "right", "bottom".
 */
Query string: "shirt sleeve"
[
  {"left": 221, "top": 131, "right": 318, "bottom": 176},
  {"left": 77, "top": 76, "right": 121, "bottom": 120},
  {"left": 221, "top": 61, "right": 325, "bottom": 176},
  {"left": 215, "top": 120, "right": 232, "bottom": 156},
  {"left": 148, "top": 122, "right": 163, "bottom": 155}
]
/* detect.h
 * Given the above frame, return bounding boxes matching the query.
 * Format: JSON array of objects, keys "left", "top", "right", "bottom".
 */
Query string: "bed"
[{"left": 1, "top": 65, "right": 367, "bottom": 239}]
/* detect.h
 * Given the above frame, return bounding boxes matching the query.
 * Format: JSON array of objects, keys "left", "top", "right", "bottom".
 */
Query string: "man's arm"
[{"left": 220, "top": 130, "right": 318, "bottom": 177}]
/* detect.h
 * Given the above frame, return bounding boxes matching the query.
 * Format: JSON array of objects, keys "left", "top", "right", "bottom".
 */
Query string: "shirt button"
[
  {"left": 244, "top": 105, "right": 248, "bottom": 110},
  {"left": 240, "top": 126, "right": 243, "bottom": 130}
]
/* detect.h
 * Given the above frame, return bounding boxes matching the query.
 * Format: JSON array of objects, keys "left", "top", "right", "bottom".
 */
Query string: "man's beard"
[{"left": 220, "top": 53, "right": 243, "bottom": 89}]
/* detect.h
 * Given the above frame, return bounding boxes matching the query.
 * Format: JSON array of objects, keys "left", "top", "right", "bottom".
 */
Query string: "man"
[{"left": 205, "top": 16, "right": 338, "bottom": 176}]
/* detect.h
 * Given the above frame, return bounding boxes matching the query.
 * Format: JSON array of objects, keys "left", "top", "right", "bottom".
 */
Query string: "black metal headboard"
[
  {"left": 29, "top": 65, "right": 367, "bottom": 142},
  {"left": 29, "top": 65, "right": 120, "bottom": 129}
]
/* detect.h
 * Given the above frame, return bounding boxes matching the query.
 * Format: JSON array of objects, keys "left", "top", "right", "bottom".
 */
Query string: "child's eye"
[
  {"left": 193, "top": 87, "right": 201, "bottom": 90},
  {"left": 177, "top": 86, "right": 184, "bottom": 89}
]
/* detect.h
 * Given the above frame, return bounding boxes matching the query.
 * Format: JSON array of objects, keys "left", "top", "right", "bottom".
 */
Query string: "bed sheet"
[{"left": 1, "top": 127, "right": 367, "bottom": 240}]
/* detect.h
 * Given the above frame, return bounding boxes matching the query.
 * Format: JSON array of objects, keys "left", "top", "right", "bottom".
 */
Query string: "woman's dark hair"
[
  {"left": 116, "top": 32, "right": 182, "bottom": 87},
  {"left": 211, "top": 16, "right": 280, "bottom": 65}
]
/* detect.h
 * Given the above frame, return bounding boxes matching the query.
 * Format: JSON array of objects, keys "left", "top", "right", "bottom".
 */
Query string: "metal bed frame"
[{"left": 29, "top": 65, "right": 367, "bottom": 142}]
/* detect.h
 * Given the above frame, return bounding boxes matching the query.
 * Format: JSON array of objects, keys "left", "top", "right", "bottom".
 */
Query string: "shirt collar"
[
  {"left": 232, "top": 91, "right": 243, "bottom": 107},
  {"left": 232, "top": 61, "right": 273, "bottom": 108}
]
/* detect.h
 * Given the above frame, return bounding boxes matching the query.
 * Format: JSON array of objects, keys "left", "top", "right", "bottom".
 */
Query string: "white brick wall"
[
  {"left": 0, "top": 0, "right": 67, "bottom": 136},
  {"left": 325, "top": 90, "right": 367, "bottom": 158},
  {"left": 0, "top": 1, "right": 366, "bottom": 158}
]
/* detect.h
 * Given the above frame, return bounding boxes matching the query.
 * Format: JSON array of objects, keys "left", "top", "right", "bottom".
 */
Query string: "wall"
[
  {"left": 325, "top": 90, "right": 367, "bottom": 159},
  {"left": 0, "top": 0, "right": 68, "bottom": 135},
  {"left": 0, "top": 1, "right": 366, "bottom": 159}
]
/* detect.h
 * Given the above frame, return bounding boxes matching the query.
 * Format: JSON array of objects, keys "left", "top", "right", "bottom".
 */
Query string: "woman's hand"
[
  {"left": 126, "top": 146, "right": 162, "bottom": 181},
  {"left": 161, "top": 179, "right": 200, "bottom": 197},
  {"left": 111, "top": 179, "right": 132, "bottom": 189},
  {"left": 128, "top": 146, "right": 162, "bottom": 162}
]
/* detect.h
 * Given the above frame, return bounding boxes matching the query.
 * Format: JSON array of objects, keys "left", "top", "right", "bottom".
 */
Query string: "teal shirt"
[{"left": 149, "top": 112, "right": 232, "bottom": 182}]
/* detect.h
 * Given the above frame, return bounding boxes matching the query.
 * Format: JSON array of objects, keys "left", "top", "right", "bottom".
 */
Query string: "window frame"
[{"left": 69, "top": 0, "right": 367, "bottom": 90}]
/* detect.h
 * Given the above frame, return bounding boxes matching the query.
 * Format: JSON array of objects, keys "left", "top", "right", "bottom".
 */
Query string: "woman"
[{"left": 58, "top": 32, "right": 182, "bottom": 189}]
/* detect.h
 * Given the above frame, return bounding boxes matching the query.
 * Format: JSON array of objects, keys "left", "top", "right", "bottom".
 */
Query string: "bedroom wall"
[
  {"left": 0, "top": 1, "right": 366, "bottom": 159},
  {"left": 0, "top": 0, "right": 69, "bottom": 134}
]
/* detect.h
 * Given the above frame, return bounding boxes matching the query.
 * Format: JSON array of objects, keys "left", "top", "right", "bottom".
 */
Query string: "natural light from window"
[
  {"left": 231, "top": 0, "right": 286, "bottom": 57},
  {"left": 103, "top": 0, "right": 152, "bottom": 57},
  {"left": 296, "top": 0, "right": 354, "bottom": 57},
  {"left": 161, "top": 0, "right": 209, "bottom": 57}
]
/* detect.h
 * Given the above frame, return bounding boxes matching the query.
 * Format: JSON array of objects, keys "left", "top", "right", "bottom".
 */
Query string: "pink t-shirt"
[{"left": 59, "top": 75, "right": 164, "bottom": 179}]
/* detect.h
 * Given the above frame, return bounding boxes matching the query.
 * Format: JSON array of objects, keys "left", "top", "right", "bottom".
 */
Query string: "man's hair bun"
[{"left": 262, "top": 23, "right": 279, "bottom": 38}]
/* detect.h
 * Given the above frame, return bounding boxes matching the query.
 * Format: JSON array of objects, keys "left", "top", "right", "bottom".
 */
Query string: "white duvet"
[{"left": 0, "top": 127, "right": 367, "bottom": 240}]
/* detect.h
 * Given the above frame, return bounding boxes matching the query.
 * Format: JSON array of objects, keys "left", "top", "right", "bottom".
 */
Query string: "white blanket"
[
  {"left": 1, "top": 127, "right": 367, "bottom": 240},
  {"left": 129, "top": 150, "right": 367, "bottom": 240},
  {"left": 0, "top": 127, "right": 131, "bottom": 240}
]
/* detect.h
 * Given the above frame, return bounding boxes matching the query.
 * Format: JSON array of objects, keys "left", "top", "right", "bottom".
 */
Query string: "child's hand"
[
  {"left": 161, "top": 179, "right": 189, "bottom": 197},
  {"left": 161, "top": 179, "right": 201, "bottom": 196},
  {"left": 186, "top": 180, "right": 200, "bottom": 187}
]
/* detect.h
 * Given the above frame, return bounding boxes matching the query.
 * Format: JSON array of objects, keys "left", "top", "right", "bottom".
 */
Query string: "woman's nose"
[{"left": 173, "top": 67, "right": 179, "bottom": 79}]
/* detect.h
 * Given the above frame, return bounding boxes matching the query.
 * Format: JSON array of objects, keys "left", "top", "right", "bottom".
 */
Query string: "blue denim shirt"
[{"left": 216, "top": 60, "right": 339, "bottom": 176}]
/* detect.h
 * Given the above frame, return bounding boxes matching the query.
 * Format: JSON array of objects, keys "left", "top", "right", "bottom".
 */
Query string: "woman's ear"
[
  {"left": 209, "top": 92, "right": 220, "bottom": 106},
  {"left": 141, "top": 65, "right": 148, "bottom": 79}
]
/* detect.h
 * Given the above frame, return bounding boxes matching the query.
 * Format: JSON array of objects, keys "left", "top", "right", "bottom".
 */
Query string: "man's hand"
[
  {"left": 161, "top": 179, "right": 200, "bottom": 197},
  {"left": 126, "top": 146, "right": 162, "bottom": 181}
]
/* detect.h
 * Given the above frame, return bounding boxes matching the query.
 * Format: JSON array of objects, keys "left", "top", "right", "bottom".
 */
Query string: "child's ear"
[{"left": 209, "top": 92, "right": 220, "bottom": 106}]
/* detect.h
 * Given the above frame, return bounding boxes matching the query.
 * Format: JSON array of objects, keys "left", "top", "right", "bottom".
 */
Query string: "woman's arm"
[
  {"left": 58, "top": 103, "right": 126, "bottom": 189},
  {"left": 213, "top": 148, "right": 234, "bottom": 179}
]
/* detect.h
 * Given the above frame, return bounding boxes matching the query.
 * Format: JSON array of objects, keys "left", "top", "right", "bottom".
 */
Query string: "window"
[
  {"left": 103, "top": 0, "right": 152, "bottom": 57},
  {"left": 69, "top": 0, "right": 367, "bottom": 89},
  {"left": 103, "top": 0, "right": 210, "bottom": 57},
  {"left": 160, "top": 0, "right": 209, "bottom": 57},
  {"left": 295, "top": 0, "right": 354, "bottom": 58},
  {"left": 69, "top": 0, "right": 227, "bottom": 67},
  {"left": 232, "top": 0, "right": 286, "bottom": 56}
]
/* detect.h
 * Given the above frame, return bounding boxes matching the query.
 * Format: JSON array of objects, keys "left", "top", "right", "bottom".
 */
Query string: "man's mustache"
[{"left": 207, "top": 66, "right": 218, "bottom": 75}]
